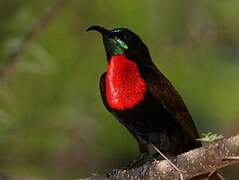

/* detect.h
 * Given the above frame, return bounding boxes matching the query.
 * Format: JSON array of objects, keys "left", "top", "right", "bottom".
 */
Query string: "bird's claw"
[
  {"left": 106, "top": 169, "right": 118, "bottom": 178},
  {"left": 126, "top": 153, "right": 150, "bottom": 169}
]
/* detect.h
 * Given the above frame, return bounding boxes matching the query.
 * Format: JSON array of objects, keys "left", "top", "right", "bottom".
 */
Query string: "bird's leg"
[
  {"left": 126, "top": 138, "right": 150, "bottom": 169},
  {"left": 107, "top": 136, "right": 150, "bottom": 178},
  {"left": 126, "top": 151, "right": 149, "bottom": 169},
  {"left": 152, "top": 144, "right": 184, "bottom": 180},
  {"left": 106, "top": 150, "right": 150, "bottom": 178}
]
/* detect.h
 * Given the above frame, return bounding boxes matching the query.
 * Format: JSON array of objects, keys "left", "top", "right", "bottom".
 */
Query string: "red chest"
[{"left": 105, "top": 54, "right": 147, "bottom": 110}]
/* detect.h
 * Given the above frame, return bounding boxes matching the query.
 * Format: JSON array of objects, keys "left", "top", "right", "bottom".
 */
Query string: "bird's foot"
[
  {"left": 125, "top": 153, "right": 150, "bottom": 169},
  {"left": 106, "top": 154, "right": 150, "bottom": 178},
  {"left": 106, "top": 169, "right": 118, "bottom": 178}
]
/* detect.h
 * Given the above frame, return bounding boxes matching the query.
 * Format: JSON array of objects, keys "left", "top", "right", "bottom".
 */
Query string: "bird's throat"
[{"left": 105, "top": 54, "right": 147, "bottom": 110}]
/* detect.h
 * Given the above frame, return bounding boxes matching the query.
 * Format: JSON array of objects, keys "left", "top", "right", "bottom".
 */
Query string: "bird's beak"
[{"left": 86, "top": 25, "right": 109, "bottom": 35}]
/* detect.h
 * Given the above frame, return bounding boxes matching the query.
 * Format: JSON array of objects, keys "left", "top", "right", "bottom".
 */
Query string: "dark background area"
[{"left": 0, "top": 0, "right": 238, "bottom": 179}]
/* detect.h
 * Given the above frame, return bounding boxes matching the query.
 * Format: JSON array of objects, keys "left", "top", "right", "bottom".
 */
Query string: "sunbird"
[{"left": 87, "top": 26, "right": 222, "bottom": 180}]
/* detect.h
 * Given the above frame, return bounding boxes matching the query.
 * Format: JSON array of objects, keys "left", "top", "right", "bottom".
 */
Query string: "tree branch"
[
  {"left": 83, "top": 134, "right": 239, "bottom": 180},
  {"left": 0, "top": 0, "right": 68, "bottom": 81}
]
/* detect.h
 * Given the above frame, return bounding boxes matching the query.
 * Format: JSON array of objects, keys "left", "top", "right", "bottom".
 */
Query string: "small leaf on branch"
[{"left": 198, "top": 132, "right": 224, "bottom": 142}]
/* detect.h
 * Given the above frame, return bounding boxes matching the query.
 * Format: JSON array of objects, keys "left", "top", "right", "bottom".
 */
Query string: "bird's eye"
[
  {"left": 123, "top": 33, "right": 132, "bottom": 41},
  {"left": 123, "top": 34, "right": 128, "bottom": 40}
]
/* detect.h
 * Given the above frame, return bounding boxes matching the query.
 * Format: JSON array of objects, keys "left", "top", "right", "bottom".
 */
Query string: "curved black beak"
[{"left": 86, "top": 25, "right": 109, "bottom": 35}]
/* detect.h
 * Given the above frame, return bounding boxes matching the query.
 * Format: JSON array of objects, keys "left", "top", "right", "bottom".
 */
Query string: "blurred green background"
[{"left": 0, "top": 0, "right": 238, "bottom": 179}]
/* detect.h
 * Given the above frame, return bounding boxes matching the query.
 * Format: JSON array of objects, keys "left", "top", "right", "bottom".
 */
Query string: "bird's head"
[{"left": 87, "top": 25, "right": 151, "bottom": 64}]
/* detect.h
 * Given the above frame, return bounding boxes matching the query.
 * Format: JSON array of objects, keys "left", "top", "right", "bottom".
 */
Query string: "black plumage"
[
  {"left": 87, "top": 26, "right": 225, "bottom": 179},
  {"left": 87, "top": 26, "right": 202, "bottom": 157}
]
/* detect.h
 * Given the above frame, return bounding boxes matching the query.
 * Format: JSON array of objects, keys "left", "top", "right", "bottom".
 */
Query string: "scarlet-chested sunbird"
[
  {"left": 87, "top": 26, "right": 225, "bottom": 179},
  {"left": 87, "top": 25, "right": 201, "bottom": 159}
]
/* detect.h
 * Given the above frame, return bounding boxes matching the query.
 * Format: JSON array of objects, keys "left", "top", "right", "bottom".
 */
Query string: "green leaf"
[{"left": 198, "top": 132, "right": 224, "bottom": 142}]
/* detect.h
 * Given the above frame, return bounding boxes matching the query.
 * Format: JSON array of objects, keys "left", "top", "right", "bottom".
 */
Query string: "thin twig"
[{"left": 222, "top": 156, "right": 239, "bottom": 161}]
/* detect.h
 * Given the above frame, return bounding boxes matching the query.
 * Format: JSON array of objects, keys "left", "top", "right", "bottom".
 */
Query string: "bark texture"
[{"left": 83, "top": 134, "right": 239, "bottom": 180}]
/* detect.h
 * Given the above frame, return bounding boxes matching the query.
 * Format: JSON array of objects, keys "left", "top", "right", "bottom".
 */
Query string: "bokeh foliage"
[{"left": 0, "top": 0, "right": 238, "bottom": 179}]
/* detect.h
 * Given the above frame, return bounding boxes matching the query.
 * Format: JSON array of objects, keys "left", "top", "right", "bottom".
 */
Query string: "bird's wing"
[
  {"left": 99, "top": 72, "right": 111, "bottom": 111},
  {"left": 142, "top": 65, "right": 201, "bottom": 143}
]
